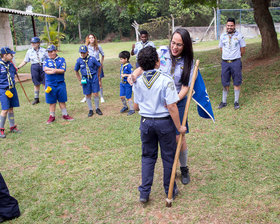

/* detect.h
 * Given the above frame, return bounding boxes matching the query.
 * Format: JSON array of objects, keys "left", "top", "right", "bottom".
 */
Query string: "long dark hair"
[{"left": 170, "top": 28, "right": 193, "bottom": 86}]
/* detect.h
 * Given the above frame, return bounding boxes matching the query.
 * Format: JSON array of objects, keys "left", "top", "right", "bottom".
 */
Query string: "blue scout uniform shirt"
[
  {"left": 88, "top": 45, "right": 104, "bottom": 61},
  {"left": 120, "top": 63, "right": 133, "bottom": 83},
  {"left": 0, "top": 59, "right": 16, "bottom": 89},
  {"left": 219, "top": 31, "right": 246, "bottom": 60},
  {"left": 43, "top": 56, "right": 66, "bottom": 85},
  {"left": 24, "top": 47, "right": 48, "bottom": 64},
  {"left": 74, "top": 56, "right": 101, "bottom": 81},
  {"left": 134, "top": 41, "right": 155, "bottom": 58},
  {"left": 157, "top": 46, "right": 193, "bottom": 93},
  {"left": 133, "top": 69, "right": 179, "bottom": 118}
]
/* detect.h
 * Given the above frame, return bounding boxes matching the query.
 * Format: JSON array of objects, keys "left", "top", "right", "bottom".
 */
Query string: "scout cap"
[
  {"left": 46, "top": 45, "right": 57, "bottom": 52},
  {"left": 31, "top": 37, "right": 40, "bottom": 43},
  {"left": 79, "top": 45, "right": 88, "bottom": 53},
  {"left": 0, "top": 47, "right": 15, "bottom": 54}
]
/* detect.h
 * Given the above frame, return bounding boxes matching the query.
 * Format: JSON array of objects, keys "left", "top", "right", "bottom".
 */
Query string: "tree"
[{"left": 251, "top": 0, "right": 279, "bottom": 57}]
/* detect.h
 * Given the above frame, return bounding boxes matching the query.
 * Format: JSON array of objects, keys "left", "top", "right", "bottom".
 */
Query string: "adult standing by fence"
[
  {"left": 218, "top": 18, "right": 246, "bottom": 110},
  {"left": 17, "top": 37, "right": 48, "bottom": 105},
  {"left": 131, "top": 30, "right": 155, "bottom": 68}
]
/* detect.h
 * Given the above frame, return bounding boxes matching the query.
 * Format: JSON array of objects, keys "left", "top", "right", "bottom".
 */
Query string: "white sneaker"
[
  {"left": 100, "top": 97, "right": 105, "bottom": 103},
  {"left": 80, "top": 96, "right": 86, "bottom": 103}
]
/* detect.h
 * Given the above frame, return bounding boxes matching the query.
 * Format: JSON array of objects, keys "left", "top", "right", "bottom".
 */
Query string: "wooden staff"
[
  {"left": 166, "top": 60, "right": 200, "bottom": 207},
  {"left": 11, "top": 62, "right": 31, "bottom": 104}
]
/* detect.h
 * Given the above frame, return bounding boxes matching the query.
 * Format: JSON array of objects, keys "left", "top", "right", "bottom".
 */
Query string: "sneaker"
[
  {"left": 46, "top": 115, "right": 55, "bottom": 124},
  {"left": 139, "top": 197, "right": 149, "bottom": 204},
  {"left": 234, "top": 102, "right": 240, "bottom": 110},
  {"left": 127, "top": 110, "right": 135, "bottom": 116},
  {"left": 120, "top": 106, "right": 128, "bottom": 113},
  {"left": 0, "top": 128, "right": 6, "bottom": 138},
  {"left": 88, "top": 110, "right": 94, "bottom": 117},
  {"left": 180, "top": 166, "right": 190, "bottom": 185},
  {"left": 100, "top": 97, "right": 105, "bottom": 103},
  {"left": 80, "top": 97, "right": 86, "bottom": 103},
  {"left": 62, "top": 114, "right": 74, "bottom": 121},
  {"left": 96, "top": 108, "right": 103, "bottom": 115},
  {"left": 10, "top": 125, "right": 21, "bottom": 133},
  {"left": 218, "top": 102, "right": 227, "bottom": 109},
  {"left": 32, "top": 98, "right": 40, "bottom": 105}
]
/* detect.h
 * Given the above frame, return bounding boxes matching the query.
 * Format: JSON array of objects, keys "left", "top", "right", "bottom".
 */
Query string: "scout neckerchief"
[
  {"left": 121, "top": 63, "right": 129, "bottom": 83},
  {"left": 170, "top": 56, "right": 182, "bottom": 80},
  {"left": 50, "top": 55, "right": 59, "bottom": 69},
  {"left": 0, "top": 61, "right": 14, "bottom": 89},
  {"left": 141, "top": 41, "right": 149, "bottom": 49},
  {"left": 35, "top": 47, "right": 42, "bottom": 65},
  {"left": 227, "top": 30, "right": 236, "bottom": 49},
  {"left": 142, "top": 70, "right": 160, "bottom": 89},
  {"left": 81, "top": 55, "right": 92, "bottom": 79}
]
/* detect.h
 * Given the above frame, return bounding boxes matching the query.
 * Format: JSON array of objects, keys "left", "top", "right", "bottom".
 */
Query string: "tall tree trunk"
[
  {"left": 252, "top": 0, "right": 279, "bottom": 57},
  {"left": 78, "top": 14, "right": 82, "bottom": 42}
]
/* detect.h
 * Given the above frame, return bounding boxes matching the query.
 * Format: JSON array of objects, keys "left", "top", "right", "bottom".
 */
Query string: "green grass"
[{"left": 1, "top": 38, "right": 280, "bottom": 223}]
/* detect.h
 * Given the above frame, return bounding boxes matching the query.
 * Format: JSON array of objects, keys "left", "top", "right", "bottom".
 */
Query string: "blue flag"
[{"left": 192, "top": 70, "right": 215, "bottom": 122}]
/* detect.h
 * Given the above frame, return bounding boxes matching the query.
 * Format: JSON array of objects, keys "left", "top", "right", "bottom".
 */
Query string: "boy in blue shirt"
[
  {"left": 75, "top": 45, "right": 103, "bottom": 117},
  {"left": 119, "top": 51, "right": 135, "bottom": 116},
  {"left": 0, "top": 47, "right": 21, "bottom": 138},
  {"left": 44, "top": 45, "right": 74, "bottom": 124}
]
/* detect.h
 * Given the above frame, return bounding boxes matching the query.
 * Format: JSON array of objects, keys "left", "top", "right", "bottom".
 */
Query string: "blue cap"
[
  {"left": 79, "top": 45, "right": 88, "bottom": 53},
  {"left": 46, "top": 45, "right": 57, "bottom": 52},
  {"left": 1, "top": 47, "right": 16, "bottom": 55},
  {"left": 31, "top": 37, "right": 40, "bottom": 43}
]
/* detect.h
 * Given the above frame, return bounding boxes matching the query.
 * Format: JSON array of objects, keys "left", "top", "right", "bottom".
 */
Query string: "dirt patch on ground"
[{"left": 243, "top": 54, "right": 280, "bottom": 73}]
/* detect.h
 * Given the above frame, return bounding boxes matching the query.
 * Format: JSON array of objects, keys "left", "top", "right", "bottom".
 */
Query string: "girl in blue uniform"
[
  {"left": 130, "top": 28, "right": 195, "bottom": 185},
  {"left": 0, "top": 47, "right": 21, "bottom": 138}
]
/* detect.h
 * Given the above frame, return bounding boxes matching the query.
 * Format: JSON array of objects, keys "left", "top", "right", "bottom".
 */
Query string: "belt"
[
  {"left": 142, "top": 116, "right": 171, "bottom": 120},
  {"left": 222, "top": 59, "right": 239, "bottom": 63},
  {"left": 31, "top": 63, "right": 42, "bottom": 66}
]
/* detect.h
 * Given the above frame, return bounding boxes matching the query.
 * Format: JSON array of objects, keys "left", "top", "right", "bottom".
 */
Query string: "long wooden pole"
[{"left": 166, "top": 60, "right": 200, "bottom": 207}]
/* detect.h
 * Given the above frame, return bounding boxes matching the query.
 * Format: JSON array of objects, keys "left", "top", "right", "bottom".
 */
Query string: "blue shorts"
[
  {"left": 31, "top": 64, "right": 45, "bottom": 85},
  {"left": 82, "top": 78, "right": 100, "bottom": 95},
  {"left": 45, "top": 82, "right": 67, "bottom": 104},
  {"left": 221, "top": 59, "right": 242, "bottom": 87},
  {"left": 120, "top": 82, "right": 132, "bottom": 99},
  {"left": 0, "top": 87, "right": 20, "bottom": 110},
  {"left": 176, "top": 96, "right": 189, "bottom": 135}
]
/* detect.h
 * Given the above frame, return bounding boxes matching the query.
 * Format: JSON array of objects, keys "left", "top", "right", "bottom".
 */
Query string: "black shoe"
[
  {"left": 180, "top": 166, "right": 190, "bottom": 185},
  {"left": 234, "top": 102, "right": 240, "bottom": 110},
  {"left": 96, "top": 108, "right": 103, "bottom": 115},
  {"left": 127, "top": 110, "right": 135, "bottom": 116},
  {"left": 120, "top": 106, "right": 128, "bottom": 113},
  {"left": 218, "top": 102, "right": 227, "bottom": 109},
  {"left": 32, "top": 98, "right": 40, "bottom": 105},
  {"left": 88, "top": 110, "right": 94, "bottom": 117},
  {"left": 139, "top": 197, "right": 149, "bottom": 203}
]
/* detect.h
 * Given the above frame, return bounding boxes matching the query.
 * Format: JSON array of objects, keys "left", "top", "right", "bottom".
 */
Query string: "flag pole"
[{"left": 166, "top": 59, "right": 200, "bottom": 207}]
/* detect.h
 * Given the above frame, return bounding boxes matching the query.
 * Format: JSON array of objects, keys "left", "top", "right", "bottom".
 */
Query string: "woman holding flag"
[{"left": 130, "top": 28, "right": 195, "bottom": 186}]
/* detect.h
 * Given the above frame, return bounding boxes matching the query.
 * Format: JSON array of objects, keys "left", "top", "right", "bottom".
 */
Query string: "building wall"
[{"left": 0, "top": 13, "right": 14, "bottom": 49}]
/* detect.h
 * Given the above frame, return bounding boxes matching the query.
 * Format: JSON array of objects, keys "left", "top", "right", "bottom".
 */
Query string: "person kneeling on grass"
[
  {"left": 119, "top": 51, "right": 135, "bottom": 116},
  {"left": 44, "top": 45, "right": 74, "bottom": 124},
  {"left": 74, "top": 45, "right": 103, "bottom": 117},
  {"left": 133, "top": 46, "right": 186, "bottom": 203},
  {"left": 0, "top": 47, "right": 21, "bottom": 138}
]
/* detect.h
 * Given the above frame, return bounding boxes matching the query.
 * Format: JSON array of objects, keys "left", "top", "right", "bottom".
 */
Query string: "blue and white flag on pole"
[{"left": 192, "top": 70, "right": 215, "bottom": 123}]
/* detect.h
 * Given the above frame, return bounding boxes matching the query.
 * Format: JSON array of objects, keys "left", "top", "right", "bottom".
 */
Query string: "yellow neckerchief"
[
  {"left": 81, "top": 55, "right": 92, "bottom": 79},
  {"left": 0, "top": 60, "right": 14, "bottom": 89},
  {"left": 227, "top": 30, "right": 236, "bottom": 48},
  {"left": 142, "top": 70, "right": 160, "bottom": 89},
  {"left": 171, "top": 56, "right": 182, "bottom": 79},
  {"left": 121, "top": 63, "right": 129, "bottom": 82},
  {"left": 50, "top": 55, "right": 59, "bottom": 69}
]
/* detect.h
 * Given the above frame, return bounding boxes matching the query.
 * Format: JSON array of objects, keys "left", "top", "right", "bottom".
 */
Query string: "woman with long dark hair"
[{"left": 130, "top": 28, "right": 194, "bottom": 185}]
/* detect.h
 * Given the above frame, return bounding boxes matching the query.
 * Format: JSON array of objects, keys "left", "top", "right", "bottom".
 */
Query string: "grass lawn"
[{"left": 1, "top": 38, "right": 279, "bottom": 223}]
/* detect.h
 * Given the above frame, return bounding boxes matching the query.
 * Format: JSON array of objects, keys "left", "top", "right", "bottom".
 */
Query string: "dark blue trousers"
[
  {"left": 0, "top": 173, "right": 20, "bottom": 220},
  {"left": 138, "top": 117, "right": 177, "bottom": 199}
]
